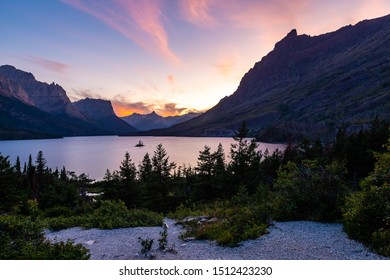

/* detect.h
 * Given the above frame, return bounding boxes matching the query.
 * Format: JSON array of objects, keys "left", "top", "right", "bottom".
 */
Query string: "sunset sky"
[{"left": 1, "top": 0, "right": 389, "bottom": 117}]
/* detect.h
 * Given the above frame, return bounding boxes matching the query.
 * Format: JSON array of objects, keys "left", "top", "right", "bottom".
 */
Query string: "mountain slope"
[
  {"left": 0, "top": 93, "right": 102, "bottom": 140},
  {"left": 121, "top": 111, "right": 202, "bottom": 131},
  {"left": 0, "top": 65, "right": 88, "bottom": 122},
  {"left": 152, "top": 15, "right": 390, "bottom": 141},
  {"left": 0, "top": 66, "right": 126, "bottom": 139},
  {"left": 73, "top": 98, "right": 138, "bottom": 134}
]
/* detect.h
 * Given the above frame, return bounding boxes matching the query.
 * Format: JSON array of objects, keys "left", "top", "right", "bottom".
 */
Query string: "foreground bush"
[
  {"left": 170, "top": 190, "right": 272, "bottom": 247},
  {"left": 0, "top": 215, "right": 90, "bottom": 259},
  {"left": 45, "top": 200, "right": 163, "bottom": 230},
  {"left": 343, "top": 141, "right": 390, "bottom": 256}
]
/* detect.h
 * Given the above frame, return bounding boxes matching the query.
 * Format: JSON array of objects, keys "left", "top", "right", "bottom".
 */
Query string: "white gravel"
[{"left": 45, "top": 219, "right": 388, "bottom": 260}]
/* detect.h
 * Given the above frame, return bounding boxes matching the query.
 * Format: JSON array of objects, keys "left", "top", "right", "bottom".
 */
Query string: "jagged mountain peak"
[{"left": 150, "top": 14, "right": 390, "bottom": 141}]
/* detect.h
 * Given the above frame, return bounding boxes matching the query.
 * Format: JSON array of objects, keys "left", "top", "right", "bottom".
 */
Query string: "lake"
[{"left": 0, "top": 136, "right": 285, "bottom": 181}]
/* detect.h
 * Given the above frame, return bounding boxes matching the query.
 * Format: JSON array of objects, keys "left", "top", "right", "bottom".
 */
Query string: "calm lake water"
[{"left": 0, "top": 136, "right": 285, "bottom": 181}]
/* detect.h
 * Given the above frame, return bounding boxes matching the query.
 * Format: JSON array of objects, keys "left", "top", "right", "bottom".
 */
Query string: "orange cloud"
[
  {"left": 167, "top": 74, "right": 175, "bottom": 87},
  {"left": 180, "top": 0, "right": 219, "bottom": 28},
  {"left": 156, "top": 103, "right": 187, "bottom": 116},
  {"left": 112, "top": 100, "right": 151, "bottom": 117},
  {"left": 213, "top": 55, "right": 237, "bottom": 77},
  {"left": 63, "top": 0, "right": 179, "bottom": 64},
  {"left": 23, "top": 55, "right": 69, "bottom": 74}
]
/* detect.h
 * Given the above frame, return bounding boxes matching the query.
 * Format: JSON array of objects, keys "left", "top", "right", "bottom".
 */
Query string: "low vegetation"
[{"left": 0, "top": 118, "right": 389, "bottom": 258}]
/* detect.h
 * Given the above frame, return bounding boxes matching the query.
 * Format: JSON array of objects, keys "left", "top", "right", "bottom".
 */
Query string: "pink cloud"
[
  {"left": 213, "top": 54, "right": 237, "bottom": 77},
  {"left": 167, "top": 74, "right": 175, "bottom": 86},
  {"left": 63, "top": 0, "right": 179, "bottom": 64},
  {"left": 23, "top": 55, "right": 69, "bottom": 74},
  {"left": 180, "top": 0, "right": 219, "bottom": 28}
]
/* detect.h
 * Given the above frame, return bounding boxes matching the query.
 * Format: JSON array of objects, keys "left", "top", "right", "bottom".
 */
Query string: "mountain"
[
  {"left": 0, "top": 65, "right": 88, "bottom": 122},
  {"left": 73, "top": 98, "right": 138, "bottom": 134},
  {"left": 150, "top": 15, "right": 390, "bottom": 141},
  {"left": 121, "top": 111, "right": 202, "bottom": 131},
  {"left": 0, "top": 65, "right": 133, "bottom": 139}
]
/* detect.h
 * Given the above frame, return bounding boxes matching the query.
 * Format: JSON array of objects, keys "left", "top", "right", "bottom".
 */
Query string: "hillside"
[{"left": 150, "top": 15, "right": 390, "bottom": 141}]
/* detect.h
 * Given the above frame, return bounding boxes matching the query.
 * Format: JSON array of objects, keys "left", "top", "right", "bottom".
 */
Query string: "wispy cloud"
[
  {"left": 167, "top": 74, "right": 175, "bottom": 87},
  {"left": 22, "top": 55, "right": 69, "bottom": 74},
  {"left": 180, "top": 0, "right": 219, "bottom": 28},
  {"left": 213, "top": 54, "right": 237, "bottom": 77},
  {"left": 63, "top": 0, "right": 179, "bottom": 64},
  {"left": 157, "top": 102, "right": 187, "bottom": 116}
]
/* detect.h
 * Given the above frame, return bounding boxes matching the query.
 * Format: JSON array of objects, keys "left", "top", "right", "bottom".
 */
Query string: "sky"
[{"left": 1, "top": 1, "right": 390, "bottom": 117}]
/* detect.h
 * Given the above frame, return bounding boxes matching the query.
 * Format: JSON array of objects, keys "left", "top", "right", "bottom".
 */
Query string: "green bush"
[
  {"left": 343, "top": 140, "right": 390, "bottom": 256},
  {"left": 172, "top": 198, "right": 271, "bottom": 247},
  {"left": 0, "top": 215, "right": 89, "bottom": 259},
  {"left": 82, "top": 200, "right": 163, "bottom": 229},
  {"left": 273, "top": 160, "right": 349, "bottom": 222},
  {"left": 44, "top": 206, "right": 74, "bottom": 218},
  {"left": 43, "top": 200, "right": 163, "bottom": 230}
]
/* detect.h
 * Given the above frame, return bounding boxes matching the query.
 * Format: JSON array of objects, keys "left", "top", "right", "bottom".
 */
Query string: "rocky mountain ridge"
[
  {"left": 149, "top": 14, "right": 390, "bottom": 141},
  {"left": 121, "top": 111, "right": 202, "bottom": 131},
  {"left": 0, "top": 66, "right": 136, "bottom": 139}
]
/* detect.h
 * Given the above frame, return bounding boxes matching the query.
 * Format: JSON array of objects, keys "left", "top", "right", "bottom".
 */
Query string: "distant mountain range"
[
  {"left": 121, "top": 111, "right": 202, "bottom": 131},
  {"left": 0, "top": 65, "right": 137, "bottom": 139},
  {"left": 147, "top": 14, "right": 390, "bottom": 142}
]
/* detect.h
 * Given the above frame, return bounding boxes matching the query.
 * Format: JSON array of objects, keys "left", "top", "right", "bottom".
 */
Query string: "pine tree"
[
  {"left": 27, "top": 154, "right": 37, "bottom": 199},
  {"left": 35, "top": 151, "right": 48, "bottom": 199},
  {"left": 0, "top": 154, "right": 25, "bottom": 212},
  {"left": 197, "top": 146, "right": 214, "bottom": 176},
  {"left": 117, "top": 152, "right": 140, "bottom": 207},
  {"left": 145, "top": 144, "right": 176, "bottom": 211},
  {"left": 139, "top": 153, "right": 152, "bottom": 183},
  {"left": 15, "top": 156, "right": 21, "bottom": 176},
  {"left": 152, "top": 144, "right": 176, "bottom": 181},
  {"left": 229, "top": 121, "right": 261, "bottom": 194},
  {"left": 119, "top": 152, "right": 137, "bottom": 183},
  {"left": 213, "top": 143, "right": 226, "bottom": 177}
]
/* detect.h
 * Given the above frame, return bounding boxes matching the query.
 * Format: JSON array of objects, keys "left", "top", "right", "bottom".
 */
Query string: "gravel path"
[{"left": 45, "top": 219, "right": 388, "bottom": 260}]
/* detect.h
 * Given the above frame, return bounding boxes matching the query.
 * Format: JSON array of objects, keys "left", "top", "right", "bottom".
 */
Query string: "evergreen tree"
[
  {"left": 145, "top": 144, "right": 176, "bottom": 211},
  {"left": 152, "top": 144, "right": 176, "bottom": 181},
  {"left": 119, "top": 152, "right": 137, "bottom": 184},
  {"left": 119, "top": 152, "right": 138, "bottom": 207},
  {"left": 35, "top": 151, "right": 48, "bottom": 200},
  {"left": 196, "top": 146, "right": 214, "bottom": 177},
  {"left": 229, "top": 122, "right": 262, "bottom": 194},
  {"left": 60, "top": 167, "right": 67, "bottom": 181},
  {"left": 0, "top": 154, "right": 25, "bottom": 212},
  {"left": 139, "top": 153, "right": 152, "bottom": 183},
  {"left": 14, "top": 156, "right": 21, "bottom": 176},
  {"left": 27, "top": 154, "right": 37, "bottom": 199},
  {"left": 213, "top": 143, "right": 226, "bottom": 178}
]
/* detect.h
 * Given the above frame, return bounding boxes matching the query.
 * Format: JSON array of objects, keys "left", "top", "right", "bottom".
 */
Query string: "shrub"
[
  {"left": 82, "top": 200, "right": 163, "bottom": 229},
  {"left": 273, "top": 160, "right": 349, "bottom": 222},
  {"left": 343, "top": 140, "right": 390, "bottom": 256},
  {"left": 172, "top": 198, "right": 271, "bottom": 247},
  {"left": 0, "top": 215, "right": 89, "bottom": 259}
]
